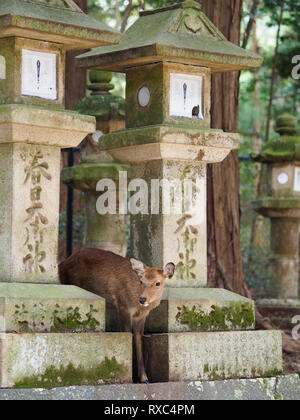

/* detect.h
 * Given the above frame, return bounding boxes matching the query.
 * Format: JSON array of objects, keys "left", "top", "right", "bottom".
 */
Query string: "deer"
[{"left": 59, "top": 248, "right": 175, "bottom": 383}]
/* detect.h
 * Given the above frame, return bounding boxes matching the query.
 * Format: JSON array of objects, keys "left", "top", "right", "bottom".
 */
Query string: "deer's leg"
[
  {"left": 118, "top": 307, "right": 132, "bottom": 333},
  {"left": 133, "top": 317, "right": 148, "bottom": 384}
]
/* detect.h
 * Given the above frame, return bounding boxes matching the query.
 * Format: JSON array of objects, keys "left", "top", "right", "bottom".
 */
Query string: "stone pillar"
[
  {"left": 77, "top": 0, "right": 282, "bottom": 382},
  {"left": 62, "top": 70, "right": 128, "bottom": 256},
  {"left": 270, "top": 218, "right": 299, "bottom": 298},
  {"left": 0, "top": 0, "right": 132, "bottom": 388},
  {"left": 253, "top": 114, "right": 300, "bottom": 300}
]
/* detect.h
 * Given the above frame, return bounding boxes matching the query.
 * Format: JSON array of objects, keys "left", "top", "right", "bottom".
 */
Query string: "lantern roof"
[
  {"left": 0, "top": 0, "right": 121, "bottom": 50},
  {"left": 77, "top": 0, "right": 262, "bottom": 72}
]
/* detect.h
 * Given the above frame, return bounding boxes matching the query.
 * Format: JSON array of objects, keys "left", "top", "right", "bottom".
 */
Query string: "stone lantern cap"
[
  {"left": 0, "top": 0, "right": 121, "bottom": 49},
  {"left": 77, "top": 0, "right": 262, "bottom": 72},
  {"left": 252, "top": 114, "right": 300, "bottom": 163},
  {"left": 74, "top": 71, "right": 125, "bottom": 121}
]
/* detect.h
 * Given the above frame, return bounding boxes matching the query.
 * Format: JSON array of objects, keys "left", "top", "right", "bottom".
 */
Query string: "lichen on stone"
[
  {"left": 13, "top": 357, "right": 125, "bottom": 389},
  {"left": 51, "top": 305, "right": 100, "bottom": 332},
  {"left": 176, "top": 302, "right": 255, "bottom": 331}
]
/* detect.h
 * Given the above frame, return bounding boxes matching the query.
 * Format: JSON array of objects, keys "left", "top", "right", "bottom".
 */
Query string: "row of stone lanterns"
[
  {"left": 252, "top": 114, "right": 300, "bottom": 324},
  {"left": 0, "top": 0, "right": 285, "bottom": 387}
]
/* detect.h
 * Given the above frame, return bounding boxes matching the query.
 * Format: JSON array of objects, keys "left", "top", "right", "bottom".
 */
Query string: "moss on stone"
[
  {"left": 74, "top": 93, "right": 125, "bottom": 119},
  {"left": 176, "top": 302, "right": 255, "bottom": 331},
  {"left": 200, "top": 364, "right": 283, "bottom": 382},
  {"left": 252, "top": 136, "right": 300, "bottom": 162},
  {"left": 13, "top": 357, "right": 125, "bottom": 389},
  {"left": 51, "top": 305, "right": 100, "bottom": 332}
]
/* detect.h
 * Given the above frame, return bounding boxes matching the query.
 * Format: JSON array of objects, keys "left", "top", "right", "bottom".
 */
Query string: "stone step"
[
  {"left": 143, "top": 330, "right": 282, "bottom": 383},
  {"left": 145, "top": 288, "right": 255, "bottom": 333},
  {"left": 0, "top": 283, "right": 105, "bottom": 333},
  {"left": 256, "top": 298, "right": 300, "bottom": 330},
  {"left": 0, "top": 332, "right": 132, "bottom": 388}
]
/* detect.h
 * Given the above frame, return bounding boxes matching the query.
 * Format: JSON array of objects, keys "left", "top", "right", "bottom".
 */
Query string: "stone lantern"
[
  {"left": 252, "top": 114, "right": 300, "bottom": 301},
  {"left": 62, "top": 70, "right": 129, "bottom": 257},
  {"left": 77, "top": 1, "right": 282, "bottom": 383},
  {"left": 0, "top": 0, "right": 131, "bottom": 388}
]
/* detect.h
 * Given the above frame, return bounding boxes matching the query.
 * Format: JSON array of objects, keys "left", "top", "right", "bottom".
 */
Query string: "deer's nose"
[{"left": 139, "top": 297, "right": 147, "bottom": 305}]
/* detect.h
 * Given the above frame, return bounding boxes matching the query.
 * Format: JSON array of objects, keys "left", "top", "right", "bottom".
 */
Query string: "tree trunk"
[
  {"left": 65, "top": 0, "right": 88, "bottom": 110},
  {"left": 203, "top": 0, "right": 250, "bottom": 297},
  {"left": 250, "top": 10, "right": 265, "bottom": 250},
  {"left": 60, "top": 0, "right": 87, "bottom": 261}
]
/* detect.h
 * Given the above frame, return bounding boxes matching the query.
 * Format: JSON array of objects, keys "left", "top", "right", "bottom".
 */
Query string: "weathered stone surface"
[
  {"left": 0, "top": 375, "right": 298, "bottom": 400},
  {"left": 61, "top": 163, "right": 128, "bottom": 191},
  {"left": 145, "top": 288, "right": 255, "bottom": 333},
  {"left": 256, "top": 298, "right": 300, "bottom": 309},
  {"left": 0, "top": 332, "right": 132, "bottom": 388},
  {"left": 0, "top": 107, "right": 95, "bottom": 284},
  {"left": 256, "top": 298, "right": 300, "bottom": 329},
  {"left": 0, "top": 37, "right": 65, "bottom": 109},
  {"left": 0, "top": 0, "right": 121, "bottom": 50},
  {"left": 77, "top": 0, "right": 262, "bottom": 72},
  {"left": 0, "top": 104, "right": 96, "bottom": 147},
  {"left": 130, "top": 160, "right": 207, "bottom": 288},
  {"left": 0, "top": 283, "right": 105, "bottom": 333},
  {"left": 125, "top": 62, "right": 211, "bottom": 130},
  {"left": 143, "top": 331, "right": 283, "bottom": 382},
  {"left": 100, "top": 125, "right": 239, "bottom": 164},
  {"left": 0, "top": 143, "right": 61, "bottom": 284}
]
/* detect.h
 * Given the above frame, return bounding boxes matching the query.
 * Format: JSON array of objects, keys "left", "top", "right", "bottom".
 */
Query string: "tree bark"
[
  {"left": 265, "top": 0, "right": 285, "bottom": 142},
  {"left": 203, "top": 0, "right": 249, "bottom": 297},
  {"left": 65, "top": 0, "right": 88, "bottom": 110}
]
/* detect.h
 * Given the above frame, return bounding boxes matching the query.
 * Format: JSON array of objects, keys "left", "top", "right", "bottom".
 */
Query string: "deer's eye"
[{"left": 156, "top": 282, "right": 161, "bottom": 287}]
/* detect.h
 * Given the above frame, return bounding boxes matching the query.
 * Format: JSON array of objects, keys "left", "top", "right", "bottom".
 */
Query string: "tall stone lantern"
[
  {"left": 62, "top": 70, "right": 129, "bottom": 257},
  {"left": 77, "top": 1, "right": 283, "bottom": 382},
  {"left": 0, "top": 0, "right": 131, "bottom": 388},
  {"left": 252, "top": 114, "right": 300, "bottom": 301}
]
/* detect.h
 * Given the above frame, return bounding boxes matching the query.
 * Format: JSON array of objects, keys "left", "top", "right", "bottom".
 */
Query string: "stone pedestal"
[
  {"left": 0, "top": 332, "right": 132, "bottom": 388},
  {"left": 0, "top": 105, "right": 95, "bottom": 284},
  {"left": 143, "top": 330, "right": 282, "bottom": 383}
]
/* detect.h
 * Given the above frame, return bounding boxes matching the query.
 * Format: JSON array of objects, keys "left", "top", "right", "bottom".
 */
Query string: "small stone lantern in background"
[
  {"left": 77, "top": 1, "right": 283, "bottom": 383},
  {"left": 62, "top": 70, "right": 129, "bottom": 257},
  {"left": 252, "top": 114, "right": 300, "bottom": 303}
]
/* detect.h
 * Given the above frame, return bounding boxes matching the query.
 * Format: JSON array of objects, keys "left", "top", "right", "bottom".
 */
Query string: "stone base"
[
  {"left": 143, "top": 330, "right": 282, "bottom": 383},
  {"left": 0, "top": 375, "right": 298, "bottom": 400},
  {"left": 256, "top": 298, "right": 300, "bottom": 330},
  {"left": 0, "top": 283, "right": 105, "bottom": 333},
  {"left": 145, "top": 288, "right": 255, "bottom": 333},
  {"left": 0, "top": 332, "right": 132, "bottom": 388}
]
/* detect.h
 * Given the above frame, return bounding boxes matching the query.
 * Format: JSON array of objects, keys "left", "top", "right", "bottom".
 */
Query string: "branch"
[
  {"left": 121, "top": 0, "right": 133, "bottom": 33},
  {"left": 242, "top": 0, "right": 260, "bottom": 49},
  {"left": 265, "top": 0, "right": 286, "bottom": 143}
]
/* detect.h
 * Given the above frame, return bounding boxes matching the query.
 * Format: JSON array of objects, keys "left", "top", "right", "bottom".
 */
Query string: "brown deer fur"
[{"left": 59, "top": 247, "right": 175, "bottom": 383}]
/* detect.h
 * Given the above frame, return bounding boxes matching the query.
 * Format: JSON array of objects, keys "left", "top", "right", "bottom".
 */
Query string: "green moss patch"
[
  {"left": 51, "top": 305, "right": 100, "bottom": 332},
  {"left": 13, "top": 357, "right": 125, "bottom": 389},
  {"left": 176, "top": 302, "right": 255, "bottom": 331}
]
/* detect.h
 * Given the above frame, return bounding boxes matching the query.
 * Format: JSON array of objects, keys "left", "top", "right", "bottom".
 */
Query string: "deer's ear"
[
  {"left": 130, "top": 258, "right": 147, "bottom": 276},
  {"left": 163, "top": 263, "right": 175, "bottom": 279}
]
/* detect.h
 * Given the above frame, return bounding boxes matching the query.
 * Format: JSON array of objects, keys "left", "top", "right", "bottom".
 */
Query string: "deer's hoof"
[{"left": 142, "top": 380, "right": 150, "bottom": 384}]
